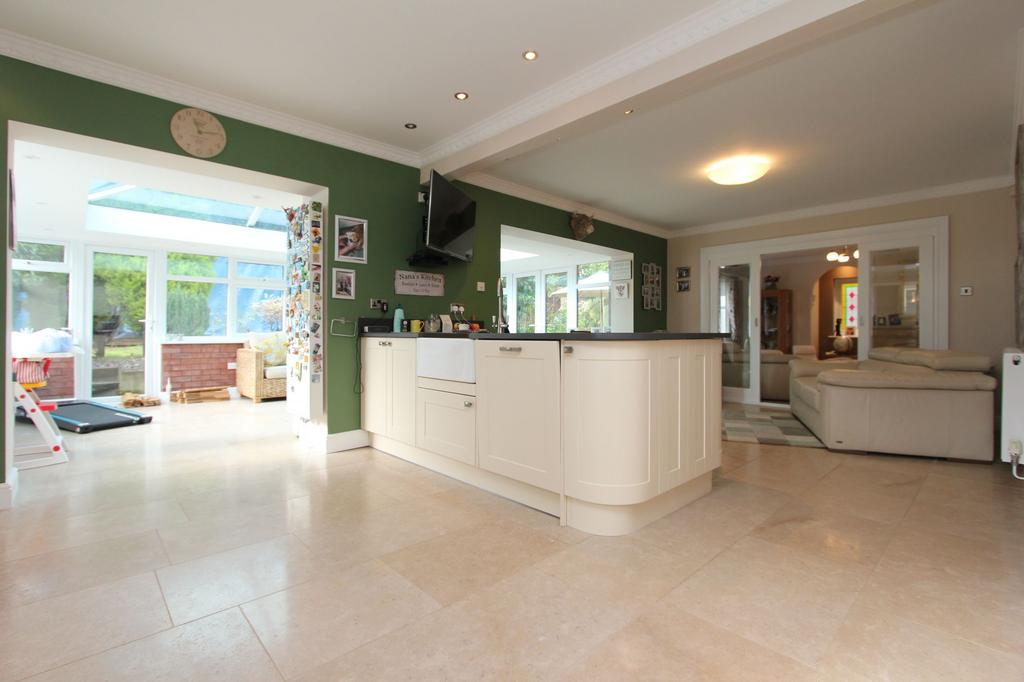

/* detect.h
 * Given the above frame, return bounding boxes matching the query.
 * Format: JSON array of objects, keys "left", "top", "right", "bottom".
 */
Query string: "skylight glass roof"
[{"left": 87, "top": 180, "right": 290, "bottom": 231}]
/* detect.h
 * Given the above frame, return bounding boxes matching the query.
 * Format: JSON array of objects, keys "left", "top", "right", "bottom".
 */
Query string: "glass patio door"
[
  {"left": 87, "top": 248, "right": 156, "bottom": 399},
  {"left": 706, "top": 254, "right": 761, "bottom": 404},
  {"left": 511, "top": 273, "right": 538, "bottom": 333}
]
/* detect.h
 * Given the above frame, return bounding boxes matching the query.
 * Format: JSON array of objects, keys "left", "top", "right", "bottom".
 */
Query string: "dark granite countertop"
[{"left": 361, "top": 331, "right": 727, "bottom": 341}]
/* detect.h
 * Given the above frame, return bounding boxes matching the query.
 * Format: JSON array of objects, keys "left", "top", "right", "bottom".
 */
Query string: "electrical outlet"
[
  {"left": 959, "top": 286, "right": 973, "bottom": 296},
  {"left": 370, "top": 298, "right": 387, "bottom": 309},
  {"left": 476, "top": 281, "right": 486, "bottom": 292},
  {"left": 227, "top": 361, "right": 237, "bottom": 370}
]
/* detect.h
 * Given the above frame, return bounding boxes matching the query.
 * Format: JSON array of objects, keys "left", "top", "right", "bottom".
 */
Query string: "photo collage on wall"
[
  {"left": 285, "top": 202, "right": 324, "bottom": 384},
  {"left": 641, "top": 263, "right": 662, "bottom": 311}
]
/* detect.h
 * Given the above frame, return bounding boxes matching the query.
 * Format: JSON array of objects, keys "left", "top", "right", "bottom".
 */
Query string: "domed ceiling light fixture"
[{"left": 705, "top": 154, "right": 772, "bottom": 185}]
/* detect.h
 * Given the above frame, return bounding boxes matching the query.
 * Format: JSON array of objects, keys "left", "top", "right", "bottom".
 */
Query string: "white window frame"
[
  {"left": 505, "top": 262, "right": 611, "bottom": 334},
  {"left": 163, "top": 253, "right": 285, "bottom": 342}
]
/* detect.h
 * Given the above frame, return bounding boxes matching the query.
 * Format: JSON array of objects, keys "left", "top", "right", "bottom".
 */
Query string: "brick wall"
[
  {"left": 162, "top": 342, "right": 243, "bottom": 391},
  {"left": 35, "top": 357, "right": 75, "bottom": 400}
]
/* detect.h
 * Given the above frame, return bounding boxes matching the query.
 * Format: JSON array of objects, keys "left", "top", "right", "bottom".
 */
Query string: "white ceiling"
[
  {"left": 486, "top": 0, "right": 1024, "bottom": 231},
  {"left": 1, "top": 0, "right": 1020, "bottom": 236},
  {"left": 0, "top": 0, "right": 714, "bottom": 151}
]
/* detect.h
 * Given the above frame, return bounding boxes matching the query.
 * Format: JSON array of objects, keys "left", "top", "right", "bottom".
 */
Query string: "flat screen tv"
[{"left": 425, "top": 169, "right": 476, "bottom": 262}]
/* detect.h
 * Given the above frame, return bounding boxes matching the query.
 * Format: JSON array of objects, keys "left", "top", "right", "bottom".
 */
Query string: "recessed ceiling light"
[
  {"left": 705, "top": 154, "right": 772, "bottom": 185},
  {"left": 454, "top": 92, "right": 469, "bottom": 101},
  {"left": 522, "top": 50, "right": 538, "bottom": 61},
  {"left": 624, "top": 108, "right": 634, "bottom": 115},
  {"left": 404, "top": 123, "right": 418, "bottom": 129}
]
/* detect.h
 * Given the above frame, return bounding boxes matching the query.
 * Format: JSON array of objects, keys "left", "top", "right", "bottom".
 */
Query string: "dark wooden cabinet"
[{"left": 761, "top": 289, "right": 792, "bottom": 354}]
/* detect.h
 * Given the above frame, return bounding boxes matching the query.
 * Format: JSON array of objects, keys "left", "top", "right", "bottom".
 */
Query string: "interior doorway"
[
  {"left": 701, "top": 217, "right": 948, "bottom": 406},
  {"left": 499, "top": 225, "right": 634, "bottom": 333},
  {"left": 6, "top": 122, "right": 329, "bottom": 482}
]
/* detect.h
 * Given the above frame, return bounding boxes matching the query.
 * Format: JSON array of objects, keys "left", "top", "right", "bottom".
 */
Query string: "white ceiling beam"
[{"left": 422, "top": 0, "right": 919, "bottom": 183}]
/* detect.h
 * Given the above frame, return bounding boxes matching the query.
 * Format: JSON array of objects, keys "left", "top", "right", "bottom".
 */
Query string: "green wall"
[{"left": 0, "top": 55, "right": 666, "bottom": 481}]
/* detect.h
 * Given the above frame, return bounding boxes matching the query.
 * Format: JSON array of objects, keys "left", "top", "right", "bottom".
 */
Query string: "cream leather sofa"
[
  {"left": 761, "top": 345, "right": 817, "bottom": 401},
  {"left": 789, "top": 347, "right": 996, "bottom": 460},
  {"left": 723, "top": 343, "right": 818, "bottom": 401}
]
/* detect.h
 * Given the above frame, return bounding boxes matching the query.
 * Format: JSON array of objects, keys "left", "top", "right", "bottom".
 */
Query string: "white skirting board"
[
  {"left": 0, "top": 481, "right": 15, "bottom": 510},
  {"left": 325, "top": 429, "right": 370, "bottom": 453}
]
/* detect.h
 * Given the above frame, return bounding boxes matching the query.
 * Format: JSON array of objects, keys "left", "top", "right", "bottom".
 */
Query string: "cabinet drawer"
[{"left": 415, "top": 388, "right": 477, "bottom": 466}]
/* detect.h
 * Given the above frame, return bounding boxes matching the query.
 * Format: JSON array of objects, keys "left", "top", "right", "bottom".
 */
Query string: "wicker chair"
[{"left": 236, "top": 347, "right": 287, "bottom": 403}]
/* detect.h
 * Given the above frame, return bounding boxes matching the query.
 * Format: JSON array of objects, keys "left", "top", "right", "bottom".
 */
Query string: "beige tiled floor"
[{"left": 3, "top": 401, "right": 1023, "bottom": 680}]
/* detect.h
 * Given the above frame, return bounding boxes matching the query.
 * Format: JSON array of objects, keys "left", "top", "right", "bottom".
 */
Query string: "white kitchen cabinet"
[
  {"left": 562, "top": 341, "right": 659, "bottom": 505},
  {"left": 361, "top": 338, "right": 388, "bottom": 436},
  {"left": 360, "top": 337, "right": 416, "bottom": 445},
  {"left": 416, "top": 388, "right": 477, "bottom": 465},
  {"left": 656, "top": 339, "right": 722, "bottom": 490},
  {"left": 388, "top": 340, "right": 417, "bottom": 444},
  {"left": 475, "top": 340, "right": 561, "bottom": 492}
]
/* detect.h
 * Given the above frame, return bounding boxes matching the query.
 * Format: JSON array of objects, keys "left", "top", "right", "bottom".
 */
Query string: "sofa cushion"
[
  {"left": 789, "top": 358, "right": 857, "bottom": 378},
  {"left": 263, "top": 365, "right": 287, "bottom": 380},
  {"left": 818, "top": 369, "right": 996, "bottom": 391},
  {"left": 791, "top": 376, "right": 822, "bottom": 410},
  {"left": 898, "top": 349, "right": 991, "bottom": 372},
  {"left": 248, "top": 331, "right": 287, "bottom": 366},
  {"left": 761, "top": 350, "right": 791, "bottom": 364},
  {"left": 856, "top": 359, "right": 934, "bottom": 374},
  {"left": 868, "top": 347, "right": 990, "bottom": 372},
  {"left": 868, "top": 347, "right": 904, "bottom": 363}
]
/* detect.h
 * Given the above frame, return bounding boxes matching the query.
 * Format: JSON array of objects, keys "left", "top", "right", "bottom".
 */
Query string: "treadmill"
[{"left": 17, "top": 400, "right": 153, "bottom": 434}]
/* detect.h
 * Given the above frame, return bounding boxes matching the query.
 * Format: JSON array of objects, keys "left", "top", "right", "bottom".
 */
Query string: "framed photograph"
[
  {"left": 874, "top": 315, "right": 887, "bottom": 327},
  {"left": 676, "top": 280, "right": 690, "bottom": 292},
  {"left": 641, "top": 263, "right": 651, "bottom": 275},
  {"left": 610, "top": 260, "right": 632, "bottom": 281},
  {"left": 332, "top": 268, "right": 356, "bottom": 300},
  {"left": 612, "top": 281, "right": 630, "bottom": 299},
  {"left": 676, "top": 266, "right": 690, "bottom": 280},
  {"left": 335, "top": 215, "right": 367, "bottom": 264},
  {"left": 887, "top": 314, "right": 902, "bottom": 326}
]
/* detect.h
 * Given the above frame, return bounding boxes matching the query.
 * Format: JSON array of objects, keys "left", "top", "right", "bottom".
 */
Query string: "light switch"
[
  {"left": 959, "top": 286, "right": 973, "bottom": 296},
  {"left": 476, "top": 281, "right": 486, "bottom": 292}
]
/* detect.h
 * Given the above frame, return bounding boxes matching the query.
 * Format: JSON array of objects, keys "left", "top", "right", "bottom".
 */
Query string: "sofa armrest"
[
  {"left": 789, "top": 358, "right": 857, "bottom": 378},
  {"left": 236, "top": 348, "right": 265, "bottom": 395},
  {"left": 818, "top": 369, "right": 997, "bottom": 391}
]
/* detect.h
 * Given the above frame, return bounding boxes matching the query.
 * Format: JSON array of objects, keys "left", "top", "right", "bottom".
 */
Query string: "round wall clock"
[{"left": 169, "top": 107, "right": 227, "bottom": 158}]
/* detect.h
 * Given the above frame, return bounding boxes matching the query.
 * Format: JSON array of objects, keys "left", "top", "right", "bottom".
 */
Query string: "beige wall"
[{"left": 668, "top": 187, "right": 1016, "bottom": 367}]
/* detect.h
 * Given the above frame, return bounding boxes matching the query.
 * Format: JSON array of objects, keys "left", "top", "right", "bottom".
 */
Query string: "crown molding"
[
  {"left": 0, "top": 29, "right": 422, "bottom": 168},
  {"left": 418, "top": 0, "right": 789, "bottom": 165},
  {"left": 671, "top": 175, "right": 1014, "bottom": 237},
  {"left": 463, "top": 172, "right": 671, "bottom": 239}
]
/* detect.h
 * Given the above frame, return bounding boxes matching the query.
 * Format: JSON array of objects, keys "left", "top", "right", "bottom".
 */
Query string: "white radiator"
[{"left": 1001, "top": 348, "right": 1024, "bottom": 463}]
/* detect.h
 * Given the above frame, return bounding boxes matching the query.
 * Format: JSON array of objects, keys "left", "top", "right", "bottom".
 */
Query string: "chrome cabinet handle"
[
  {"left": 499, "top": 346, "right": 522, "bottom": 352},
  {"left": 463, "top": 400, "right": 473, "bottom": 407}
]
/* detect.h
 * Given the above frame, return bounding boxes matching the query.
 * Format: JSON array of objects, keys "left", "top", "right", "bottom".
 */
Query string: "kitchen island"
[{"left": 360, "top": 331, "right": 724, "bottom": 535}]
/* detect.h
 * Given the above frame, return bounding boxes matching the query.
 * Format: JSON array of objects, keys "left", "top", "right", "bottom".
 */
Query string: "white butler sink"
[{"left": 416, "top": 338, "right": 476, "bottom": 383}]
